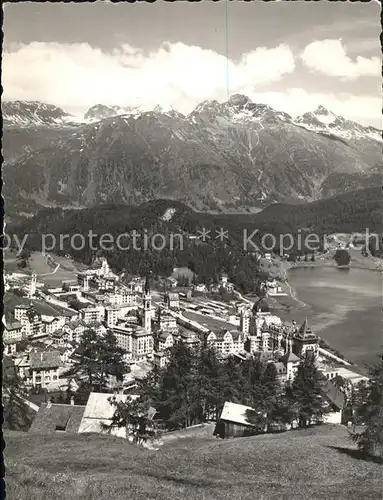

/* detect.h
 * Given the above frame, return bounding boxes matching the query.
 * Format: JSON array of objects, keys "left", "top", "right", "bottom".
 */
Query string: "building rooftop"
[
  {"left": 132, "top": 328, "right": 152, "bottom": 337},
  {"left": 220, "top": 401, "right": 256, "bottom": 427},
  {"left": 65, "top": 319, "right": 88, "bottom": 330},
  {"left": 322, "top": 379, "right": 346, "bottom": 410},
  {"left": 82, "top": 392, "right": 138, "bottom": 420},
  {"left": 29, "top": 350, "right": 62, "bottom": 370},
  {"left": 295, "top": 318, "right": 317, "bottom": 340},
  {"left": 29, "top": 403, "right": 86, "bottom": 434},
  {"left": 280, "top": 351, "right": 301, "bottom": 364},
  {"left": 4, "top": 320, "right": 23, "bottom": 331}
]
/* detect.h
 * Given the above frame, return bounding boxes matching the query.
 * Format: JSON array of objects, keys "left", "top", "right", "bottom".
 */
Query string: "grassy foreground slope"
[{"left": 4, "top": 425, "right": 382, "bottom": 500}]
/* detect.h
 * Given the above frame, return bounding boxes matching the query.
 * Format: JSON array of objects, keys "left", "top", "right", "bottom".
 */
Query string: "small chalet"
[
  {"left": 215, "top": 401, "right": 257, "bottom": 438},
  {"left": 78, "top": 392, "right": 157, "bottom": 440},
  {"left": 29, "top": 400, "right": 86, "bottom": 434},
  {"left": 320, "top": 379, "right": 346, "bottom": 424}
]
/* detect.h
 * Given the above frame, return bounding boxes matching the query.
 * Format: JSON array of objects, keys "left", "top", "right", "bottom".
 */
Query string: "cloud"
[
  {"left": 301, "top": 39, "right": 381, "bottom": 79},
  {"left": 3, "top": 41, "right": 380, "bottom": 127},
  {"left": 3, "top": 41, "right": 295, "bottom": 114}
]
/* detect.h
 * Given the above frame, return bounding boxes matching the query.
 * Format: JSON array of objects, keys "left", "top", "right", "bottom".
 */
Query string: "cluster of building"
[
  {"left": 3, "top": 258, "right": 197, "bottom": 390},
  {"left": 4, "top": 257, "right": 369, "bottom": 439}
]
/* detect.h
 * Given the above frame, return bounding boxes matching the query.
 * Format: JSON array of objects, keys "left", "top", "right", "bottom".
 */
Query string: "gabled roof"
[
  {"left": 220, "top": 401, "right": 256, "bottom": 427},
  {"left": 29, "top": 351, "right": 62, "bottom": 370},
  {"left": 159, "top": 331, "right": 174, "bottom": 341},
  {"left": 322, "top": 379, "right": 346, "bottom": 410},
  {"left": 52, "top": 328, "right": 68, "bottom": 338},
  {"left": 65, "top": 319, "right": 87, "bottom": 330},
  {"left": 82, "top": 392, "right": 138, "bottom": 420},
  {"left": 280, "top": 351, "right": 300, "bottom": 364},
  {"left": 229, "top": 330, "right": 243, "bottom": 341},
  {"left": 29, "top": 403, "right": 86, "bottom": 434}
]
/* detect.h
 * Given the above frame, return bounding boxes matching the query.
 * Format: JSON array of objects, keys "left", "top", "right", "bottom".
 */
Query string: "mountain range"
[{"left": 2, "top": 96, "right": 382, "bottom": 217}]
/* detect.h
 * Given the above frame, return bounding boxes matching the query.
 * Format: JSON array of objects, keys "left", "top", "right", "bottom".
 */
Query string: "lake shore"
[
  {"left": 273, "top": 249, "right": 382, "bottom": 316},
  {"left": 280, "top": 250, "right": 383, "bottom": 277}
]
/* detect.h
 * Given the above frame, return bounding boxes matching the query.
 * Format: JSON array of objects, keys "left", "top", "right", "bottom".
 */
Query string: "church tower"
[
  {"left": 239, "top": 307, "right": 251, "bottom": 335},
  {"left": 143, "top": 275, "right": 152, "bottom": 333},
  {"left": 29, "top": 272, "right": 37, "bottom": 298},
  {"left": 292, "top": 318, "right": 318, "bottom": 359}
]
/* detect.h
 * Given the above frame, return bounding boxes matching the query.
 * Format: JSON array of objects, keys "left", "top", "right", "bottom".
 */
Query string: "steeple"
[
  {"left": 143, "top": 274, "right": 152, "bottom": 333},
  {"left": 144, "top": 274, "right": 150, "bottom": 295},
  {"left": 298, "top": 318, "right": 312, "bottom": 337},
  {"left": 29, "top": 272, "right": 37, "bottom": 298}
]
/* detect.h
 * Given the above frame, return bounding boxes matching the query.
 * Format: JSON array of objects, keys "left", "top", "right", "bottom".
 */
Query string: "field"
[
  {"left": 4, "top": 251, "right": 81, "bottom": 287},
  {"left": 4, "top": 425, "right": 382, "bottom": 500}
]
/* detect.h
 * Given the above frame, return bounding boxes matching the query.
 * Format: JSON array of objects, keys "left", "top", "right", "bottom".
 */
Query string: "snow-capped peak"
[
  {"left": 84, "top": 104, "right": 140, "bottom": 122},
  {"left": 293, "top": 106, "right": 381, "bottom": 143},
  {"left": 2, "top": 100, "right": 72, "bottom": 127},
  {"left": 312, "top": 105, "right": 336, "bottom": 125}
]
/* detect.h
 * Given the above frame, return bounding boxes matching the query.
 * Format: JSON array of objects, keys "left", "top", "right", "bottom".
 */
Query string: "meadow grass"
[{"left": 4, "top": 425, "right": 382, "bottom": 500}]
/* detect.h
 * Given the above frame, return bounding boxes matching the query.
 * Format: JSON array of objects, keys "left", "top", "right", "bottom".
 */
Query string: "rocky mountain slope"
[
  {"left": 2, "top": 101, "right": 73, "bottom": 127},
  {"left": 2, "top": 101, "right": 80, "bottom": 161},
  {"left": 3, "top": 96, "right": 382, "bottom": 215}
]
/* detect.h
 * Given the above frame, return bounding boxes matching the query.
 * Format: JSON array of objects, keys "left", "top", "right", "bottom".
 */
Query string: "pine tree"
[
  {"left": 218, "top": 355, "right": 244, "bottom": 412},
  {"left": 68, "top": 329, "right": 128, "bottom": 392},
  {"left": 290, "top": 355, "right": 329, "bottom": 427},
  {"left": 98, "top": 330, "right": 128, "bottom": 388},
  {"left": 107, "top": 395, "right": 154, "bottom": 443},
  {"left": 156, "top": 340, "right": 198, "bottom": 429},
  {"left": 3, "top": 359, "right": 30, "bottom": 430},
  {"left": 193, "top": 344, "right": 223, "bottom": 422},
  {"left": 352, "top": 361, "right": 383, "bottom": 458},
  {"left": 244, "top": 358, "right": 281, "bottom": 433}
]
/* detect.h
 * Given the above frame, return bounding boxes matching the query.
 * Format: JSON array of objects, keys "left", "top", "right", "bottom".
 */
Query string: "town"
[{"left": 4, "top": 252, "right": 374, "bottom": 444}]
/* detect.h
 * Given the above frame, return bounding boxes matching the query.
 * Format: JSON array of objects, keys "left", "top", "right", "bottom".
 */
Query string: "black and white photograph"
[{"left": 2, "top": 1, "right": 383, "bottom": 498}]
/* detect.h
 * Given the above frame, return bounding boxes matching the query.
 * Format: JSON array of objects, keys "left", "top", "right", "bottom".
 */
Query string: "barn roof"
[
  {"left": 78, "top": 392, "right": 156, "bottom": 435},
  {"left": 29, "top": 403, "right": 86, "bottom": 434},
  {"left": 82, "top": 392, "right": 139, "bottom": 420},
  {"left": 322, "top": 380, "right": 346, "bottom": 410},
  {"left": 220, "top": 401, "right": 256, "bottom": 427}
]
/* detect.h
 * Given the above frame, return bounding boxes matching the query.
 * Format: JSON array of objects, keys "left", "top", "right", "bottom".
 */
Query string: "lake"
[{"left": 283, "top": 267, "right": 382, "bottom": 368}]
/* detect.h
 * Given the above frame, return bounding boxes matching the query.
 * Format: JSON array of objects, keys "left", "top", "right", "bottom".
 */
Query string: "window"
[{"left": 55, "top": 424, "right": 67, "bottom": 432}]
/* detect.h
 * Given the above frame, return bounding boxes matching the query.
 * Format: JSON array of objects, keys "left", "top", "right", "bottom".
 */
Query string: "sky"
[{"left": 2, "top": 1, "right": 382, "bottom": 127}]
